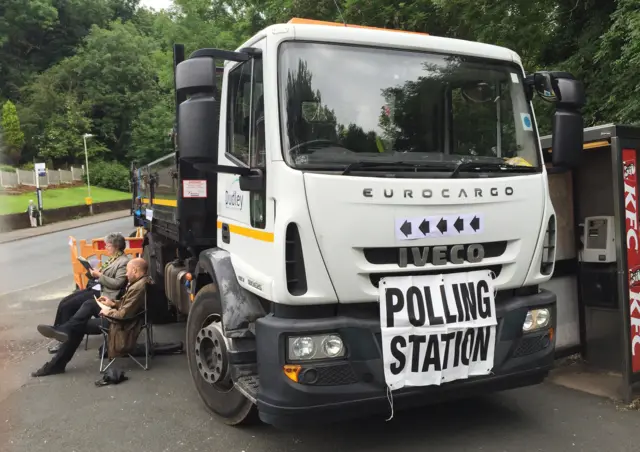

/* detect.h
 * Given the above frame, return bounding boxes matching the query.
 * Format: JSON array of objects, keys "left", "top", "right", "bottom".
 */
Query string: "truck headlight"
[
  {"left": 522, "top": 308, "right": 551, "bottom": 332},
  {"left": 288, "top": 334, "right": 345, "bottom": 361},
  {"left": 322, "top": 334, "right": 344, "bottom": 358}
]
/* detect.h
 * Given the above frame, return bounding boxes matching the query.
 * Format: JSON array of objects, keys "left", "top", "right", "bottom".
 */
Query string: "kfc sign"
[{"left": 623, "top": 149, "right": 640, "bottom": 373}]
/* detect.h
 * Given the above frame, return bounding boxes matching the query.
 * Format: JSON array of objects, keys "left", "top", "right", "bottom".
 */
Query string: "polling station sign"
[{"left": 379, "top": 270, "right": 498, "bottom": 390}]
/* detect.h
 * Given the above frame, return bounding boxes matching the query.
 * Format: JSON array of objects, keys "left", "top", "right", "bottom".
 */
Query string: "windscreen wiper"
[
  {"left": 449, "top": 161, "right": 538, "bottom": 178},
  {"left": 342, "top": 161, "right": 448, "bottom": 175}
]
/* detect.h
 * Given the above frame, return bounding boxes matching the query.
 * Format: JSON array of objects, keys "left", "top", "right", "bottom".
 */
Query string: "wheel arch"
[{"left": 193, "top": 248, "right": 266, "bottom": 339}]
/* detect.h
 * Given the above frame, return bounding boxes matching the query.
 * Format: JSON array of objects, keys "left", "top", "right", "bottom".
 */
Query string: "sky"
[{"left": 140, "top": 0, "right": 173, "bottom": 10}]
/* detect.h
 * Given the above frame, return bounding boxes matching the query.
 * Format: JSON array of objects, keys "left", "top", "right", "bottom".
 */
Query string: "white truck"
[{"left": 132, "top": 18, "right": 586, "bottom": 427}]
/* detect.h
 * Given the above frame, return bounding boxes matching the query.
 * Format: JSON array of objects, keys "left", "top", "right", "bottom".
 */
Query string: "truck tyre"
[{"left": 186, "top": 283, "right": 257, "bottom": 426}]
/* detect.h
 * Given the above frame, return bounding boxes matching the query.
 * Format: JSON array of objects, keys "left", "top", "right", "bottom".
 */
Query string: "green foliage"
[
  {"left": 86, "top": 160, "right": 130, "bottom": 192},
  {"left": 129, "top": 93, "right": 174, "bottom": 164},
  {"left": 0, "top": 0, "right": 141, "bottom": 101},
  {"left": 2, "top": 0, "right": 640, "bottom": 170},
  {"left": 1, "top": 100, "right": 25, "bottom": 164}
]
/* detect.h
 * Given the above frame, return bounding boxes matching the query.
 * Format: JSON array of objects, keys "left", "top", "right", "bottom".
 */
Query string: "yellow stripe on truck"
[
  {"left": 547, "top": 140, "right": 610, "bottom": 153},
  {"left": 140, "top": 198, "right": 273, "bottom": 242},
  {"left": 141, "top": 198, "right": 178, "bottom": 207},
  {"left": 217, "top": 221, "right": 274, "bottom": 242}
]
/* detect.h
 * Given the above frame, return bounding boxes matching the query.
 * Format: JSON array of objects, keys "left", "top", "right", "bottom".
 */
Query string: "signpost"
[
  {"left": 34, "top": 162, "right": 45, "bottom": 226},
  {"left": 83, "top": 133, "right": 94, "bottom": 214}
]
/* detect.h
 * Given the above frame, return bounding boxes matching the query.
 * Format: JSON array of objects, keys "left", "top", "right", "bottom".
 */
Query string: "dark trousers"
[
  {"left": 53, "top": 288, "right": 99, "bottom": 327},
  {"left": 60, "top": 298, "right": 102, "bottom": 335},
  {"left": 50, "top": 301, "right": 106, "bottom": 370}
]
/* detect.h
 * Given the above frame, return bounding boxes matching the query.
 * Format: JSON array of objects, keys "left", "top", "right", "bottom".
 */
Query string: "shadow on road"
[{"left": 250, "top": 394, "right": 526, "bottom": 450}]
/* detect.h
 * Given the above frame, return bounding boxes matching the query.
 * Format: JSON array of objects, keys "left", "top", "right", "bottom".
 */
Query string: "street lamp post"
[{"left": 83, "top": 133, "right": 94, "bottom": 214}]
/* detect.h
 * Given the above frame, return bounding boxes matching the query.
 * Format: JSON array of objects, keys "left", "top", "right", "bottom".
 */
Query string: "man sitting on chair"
[{"left": 31, "top": 258, "right": 150, "bottom": 377}]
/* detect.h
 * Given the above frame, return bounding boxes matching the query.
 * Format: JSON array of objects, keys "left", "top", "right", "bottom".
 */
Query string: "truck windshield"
[{"left": 278, "top": 41, "right": 541, "bottom": 175}]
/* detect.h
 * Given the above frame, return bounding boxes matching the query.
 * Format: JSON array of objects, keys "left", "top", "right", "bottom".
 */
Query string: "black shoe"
[
  {"left": 37, "top": 325, "right": 68, "bottom": 343},
  {"left": 48, "top": 343, "right": 62, "bottom": 354},
  {"left": 31, "top": 362, "right": 65, "bottom": 377}
]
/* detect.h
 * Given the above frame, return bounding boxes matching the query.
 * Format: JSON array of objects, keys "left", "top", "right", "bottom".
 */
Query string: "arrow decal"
[
  {"left": 419, "top": 219, "right": 430, "bottom": 235},
  {"left": 395, "top": 214, "right": 483, "bottom": 240},
  {"left": 437, "top": 218, "right": 447, "bottom": 234},
  {"left": 400, "top": 220, "right": 412, "bottom": 237},
  {"left": 454, "top": 217, "right": 464, "bottom": 233},
  {"left": 470, "top": 216, "right": 480, "bottom": 232}
]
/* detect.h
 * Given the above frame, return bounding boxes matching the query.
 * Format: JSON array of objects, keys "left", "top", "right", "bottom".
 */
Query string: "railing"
[{"left": 0, "top": 166, "right": 84, "bottom": 188}]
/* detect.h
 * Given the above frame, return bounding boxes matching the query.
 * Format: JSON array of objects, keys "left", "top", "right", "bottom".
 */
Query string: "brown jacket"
[{"left": 103, "top": 275, "right": 150, "bottom": 358}]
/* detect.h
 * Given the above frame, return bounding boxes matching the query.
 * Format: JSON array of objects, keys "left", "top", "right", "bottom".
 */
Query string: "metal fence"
[{"left": 0, "top": 166, "right": 84, "bottom": 188}]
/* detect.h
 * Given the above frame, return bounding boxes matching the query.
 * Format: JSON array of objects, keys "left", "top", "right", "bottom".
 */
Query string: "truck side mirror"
[
  {"left": 530, "top": 71, "right": 586, "bottom": 168},
  {"left": 239, "top": 169, "right": 266, "bottom": 192},
  {"left": 176, "top": 57, "right": 220, "bottom": 164}
]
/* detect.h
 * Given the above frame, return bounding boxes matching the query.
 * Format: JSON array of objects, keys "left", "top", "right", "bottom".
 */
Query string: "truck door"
[{"left": 217, "top": 39, "right": 274, "bottom": 299}]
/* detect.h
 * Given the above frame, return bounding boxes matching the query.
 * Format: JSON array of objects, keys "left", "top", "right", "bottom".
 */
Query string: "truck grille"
[
  {"left": 369, "top": 265, "right": 503, "bottom": 288},
  {"left": 363, "top": 241, "right": 507, "bottom": 266}
]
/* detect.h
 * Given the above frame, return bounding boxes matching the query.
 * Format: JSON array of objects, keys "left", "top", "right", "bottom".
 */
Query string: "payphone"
[
  {"left": 579, "top": 215, "right": 618, "bottom": 310},
  {"left": 582, "top": 216, "right": 616, "bottom": 263},
  {"left": 541, "top": 124, "right": 640, "bottom": 399}
]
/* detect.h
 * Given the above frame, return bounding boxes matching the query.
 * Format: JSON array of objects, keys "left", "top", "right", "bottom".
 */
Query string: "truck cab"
[{"left": 140, "top": 18, "right": 586, "bottom": 428}]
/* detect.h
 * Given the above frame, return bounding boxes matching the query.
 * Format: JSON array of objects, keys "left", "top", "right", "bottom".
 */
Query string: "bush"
[
  {"left": 0, "top": 164, "right": 15, "bottom": 172},
  {"left": 85, "top": 161, "right": 129, "bottom": 192}
]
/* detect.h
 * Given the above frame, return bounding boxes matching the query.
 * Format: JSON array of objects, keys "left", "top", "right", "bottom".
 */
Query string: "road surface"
[
  {"left": 0, "top": 217, "right": 133, "bottom": 297},
  {"left": 1, "top": 218, "right": 640, "bottom": 452}
]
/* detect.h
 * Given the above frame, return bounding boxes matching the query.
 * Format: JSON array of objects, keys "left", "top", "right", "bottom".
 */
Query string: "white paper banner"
[{"left": 379, "top": 270, "right": 497, "bottom": 391}]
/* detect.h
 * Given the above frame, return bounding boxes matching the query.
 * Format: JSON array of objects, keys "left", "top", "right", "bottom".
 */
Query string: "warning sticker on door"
[{"left": 183, "top": 180, "right": 207, "bottom": 198}]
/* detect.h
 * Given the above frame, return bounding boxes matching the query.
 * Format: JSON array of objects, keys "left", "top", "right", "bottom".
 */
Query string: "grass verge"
[{"left": 0, "top": 186, "right": 130, "bottom": 215}]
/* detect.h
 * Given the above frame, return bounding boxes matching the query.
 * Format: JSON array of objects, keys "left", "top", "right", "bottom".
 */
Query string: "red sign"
[{"left": 623, "top": 148, "right": 640, "bottom": 373}]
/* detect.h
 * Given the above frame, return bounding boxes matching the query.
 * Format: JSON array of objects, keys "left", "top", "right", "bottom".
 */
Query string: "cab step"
[{"left": 235, "top": 375, "right": 260, "bottom": 403}]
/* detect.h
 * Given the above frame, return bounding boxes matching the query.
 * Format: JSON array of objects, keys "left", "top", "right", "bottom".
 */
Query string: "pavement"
[
  {"left": 0, "top": 210, "right": 131, "bottom": 244},
  {"left": 1, "top": 217, "right": 640, "bottom": 451}
]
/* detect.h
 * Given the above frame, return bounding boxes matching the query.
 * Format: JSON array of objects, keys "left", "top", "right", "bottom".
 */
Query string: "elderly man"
[
  {"left": 31, "top": 258, "right": 150, "bottom": 377},
  {"left": 46, "top": 232, "right": 130, "bottom": 354}
]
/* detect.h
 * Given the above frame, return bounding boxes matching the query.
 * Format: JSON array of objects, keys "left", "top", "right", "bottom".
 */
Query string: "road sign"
[{"left": 35, "top": 163, "right": 46, "bottom": 177}]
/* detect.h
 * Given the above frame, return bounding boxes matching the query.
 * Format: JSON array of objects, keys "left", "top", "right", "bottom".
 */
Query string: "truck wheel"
[{"left": 186, "top": 283, "right": 257, "bottom": 426}]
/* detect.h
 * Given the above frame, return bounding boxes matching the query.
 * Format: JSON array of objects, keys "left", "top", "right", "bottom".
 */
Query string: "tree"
[
  {"left": 37, "top": 96, "right": 101, "bottom": 165},
  {"left": 129, "top": 93, "right": 174, "bottom": 163},
  {"left": 20, "top": 19, "right": 161, "bottom": 163},
  {"left": 0, "top": 100, "right": 25, "bottom": 164},
  {"left": 0, "top": 0, "right": 142, "bottom": 102}
]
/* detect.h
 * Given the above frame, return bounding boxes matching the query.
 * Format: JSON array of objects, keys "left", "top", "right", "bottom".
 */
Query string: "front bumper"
[{"left": 255, "top": 288, "right": 556, "bottom": 428}]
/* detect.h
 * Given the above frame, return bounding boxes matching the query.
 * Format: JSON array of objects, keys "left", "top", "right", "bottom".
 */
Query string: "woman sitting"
[{"left": 47, "top": 232, "right": 130, "bottom": 353}]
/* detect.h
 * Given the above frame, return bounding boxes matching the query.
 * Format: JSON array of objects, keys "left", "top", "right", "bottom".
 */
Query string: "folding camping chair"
[
  {"left": 85, "top": 284, "right": 128, "bottom": 351},
  {"left": 99, "top": 283, "right": 154, "bottom": 373}
]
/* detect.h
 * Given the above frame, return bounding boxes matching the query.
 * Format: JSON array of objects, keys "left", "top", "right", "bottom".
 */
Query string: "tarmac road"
[
  {"left": 0, "top": 217, "right": 134, "bottom": 297},
  {"left": 0, "top": 217, "right": 134, "bottom": 402},
  {"left": 1, "top": 218, "right": 640, "bottom": 452}
]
